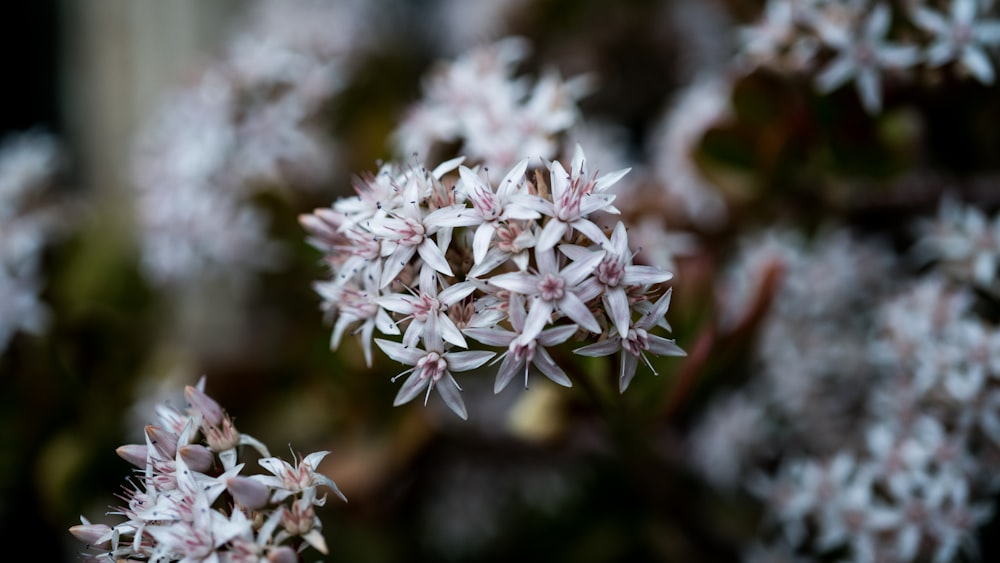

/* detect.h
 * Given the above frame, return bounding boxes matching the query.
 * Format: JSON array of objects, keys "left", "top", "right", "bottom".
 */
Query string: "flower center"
[
  {"left": 624, "top": 328, "right": 649, "bottom": 356},
  {"left": 511, "top": 338, "right": 537, "bottom": 363},
  {"left": 411, "top": 293, "right": 441, "bottom": 322},
  {"left": 538, "top": 273, "right": 566, "bottom": 301},
  {"left": 596, "top": 256, "right": 624, "bottom": 287},
  {"left": 472, "top": 184, "right": 503, "bottom": 220},
  {"left": 397, "top": 216, "right": 426, "bottom": 246},
  {"left": 417, "top": 352, "right": 448, "bottom": 381}
]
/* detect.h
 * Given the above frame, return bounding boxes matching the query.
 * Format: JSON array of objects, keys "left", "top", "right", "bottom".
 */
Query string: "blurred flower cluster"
[
  {"left": 0, "top": 129, "right": 64, "bottom": 353},
  {"left": 8, "top": 0, "right": 1000, "bottom": 561}
]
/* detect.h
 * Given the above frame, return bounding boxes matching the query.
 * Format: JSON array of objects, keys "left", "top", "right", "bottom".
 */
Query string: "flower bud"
[
  {"left": 69, "top": 521, "right": 112, "bottom": 548},
  {"left": 227, "top": 475, "right": 270, "bottom": 510},
  {"left": 267, "top": 546, "right": 297, "bottom": 563},
  {"left": 179, "top": 443, "right": 215, "bottom": 473},
  {"left": 115, "top": 444, "right": 148, "bottom": 468},
  {"left": 185, "top": 384, "right": 224, "bottom": 426},
  {"left": 145, "top": 425, "right": 178, "bottom": 459}
]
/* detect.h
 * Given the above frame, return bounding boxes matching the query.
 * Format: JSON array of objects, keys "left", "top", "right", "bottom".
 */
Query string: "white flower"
[
  {"left": 378, "top": 268, "right": 475, "bottom": 350},
  {"left": 487, "top": 245, "right": 606, "bottom": 342},
  {"left": 569, "top": 221, "right": 674, "bottom": 338},
  {"left": 913, "top": 0, "right": 1000, "bottom": 84},
  {"left": 464, "top": 293, "right": 579, "bottom": 392},
  {"left": 574, "top": 289, "right": 686, "bottom": 392},
  {"left": 424, "top": 159, "right": 539, "bottom": 265},
  {"left": 255, "top": 450, "right": 347, "bottom": 504},
  {"left": 534, "top": 144, "right": 626, "bottom": 251},
  {"left": 375, "top": 338, "right": 494, "bottom": 419},
  {"left": 813, "top": 3, "right": 921, "bottom": 114}
]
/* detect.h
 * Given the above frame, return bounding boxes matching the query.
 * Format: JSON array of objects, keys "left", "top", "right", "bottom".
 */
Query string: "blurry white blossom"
[
  {"left": 0, "top": 130, "right": 63, "bottom": 353},
  {"left": 132, "top": 0, "right": 371, "bottom": 288},
  {"left": 912, "top": 0, "right": 1000, "bottom": 84},
  {"left": 912, "top": 196, "right": 1000, "bottom": 291},
  {"left": 648, "top": 74, "right": 731, "bottom": 229},
  {"left": 392, "top": 37, "right": 592, "bottom": 171},
  {"left": 812, "top": 3, "right": 921, "bottom": 114},
  {"left": 732, "top": 265, "right": 1000, "bottom": 561}
]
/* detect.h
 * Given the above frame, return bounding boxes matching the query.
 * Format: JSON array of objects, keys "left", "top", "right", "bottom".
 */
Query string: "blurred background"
[{"left": 7, "top": 0, "right": 1000, "bottom": 561}]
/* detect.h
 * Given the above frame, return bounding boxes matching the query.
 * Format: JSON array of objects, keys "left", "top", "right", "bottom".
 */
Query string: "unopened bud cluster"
[
  {"left": 70, "top": 377, "right": 346, "bottom": 562},
  {"left": 300, "top": 145, "right": 686, "bottom": 419}
]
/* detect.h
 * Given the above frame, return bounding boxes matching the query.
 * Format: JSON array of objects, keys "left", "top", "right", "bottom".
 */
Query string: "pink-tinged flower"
[
  {"left": 375, "top": 338, "right": 494, "bottom": 419},
  {"left": 468, "top": 219, "right": 537, "bottom": 277},
  {"left": 569, "top": 221, "right": 674, "bottom": 338},
  {"left": 813, "top": 3, "right": 920, "bottom": 114},
  {"left": 314, "top": 261, "right": 400, "bottom": 368},
  {"left": 534, "top": 144, "right": 627, "bottom": 251},
  {"left": 255, "top": 450, "right": 347, "bottom": 504},
  {"left": 276, "top": 495, "right": 328, "bottom": 554},
  {"left": 464, "top": 293, "right": 579, "bottom": 392},
  {"left": 300, "top": 210, "right": 382, "bottom": 286},
  {"left": 488, "top": 245, "right": 605, "bottom": 342},
  {"left": 913, "top": 0, "right": 1000, "bottom": 84},
  {"left": 369, "top": 178, "right": 456, "bottom": 288},
  {"left": 424, "top": 159, "right": 539, "bottom": 265},
  {"left": 377, "top": 268, "right": 475, "bottom": 349},
  {"left": 144, "top": 457, "right": 250, "bottom": 562},
  {"left": 574, "top": 289, "right": 686, "bottom": 392}
]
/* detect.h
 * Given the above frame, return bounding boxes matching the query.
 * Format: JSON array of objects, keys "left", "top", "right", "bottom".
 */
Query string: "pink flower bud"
[
  {"left": 115, "top": 444, "right": 148, "bottom": 468},
  {"left": 227, "top": 475, "right": 270, "bottom": 510},
  {"left": 267, "top": 546, "right": 297, "bottom": 563},
  {"left": 185, "top": 384, "right": 224, "bottom": 426},
  {"left": 145, "top": 425, "right": 178, "bottom": 459},
  {"left": 69, "top": 522, "right": 112, "bottom": 548},
  {"left": 179, "top": 444, "right": 215, "bottom": 472}
]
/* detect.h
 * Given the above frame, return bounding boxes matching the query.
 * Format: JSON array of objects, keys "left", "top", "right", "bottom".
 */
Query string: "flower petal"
[
  {"left": 394, "top": 371, "right": 429, "bottom": 406},
  {"left": 472, "top": 222, "right": 497, "bottom": 265},
  {"left": 464, "top": 327, "right": 516, "bottom": 347},
  {"left": 417, "top": 237, "right": 454, "bottom": 277},
  {"left": 488, "top": 271, "right": 539, "bottom": 295},
  {"left": 574, "top": 337, "right": 622, "bottom": 357},
  {"left": 494, "top": 352, "right": 523, "bottom": 393},
  {"left": 436, "top": 373, "right": 468, "bottom": 420},
  {"left": 604, "top": 287, "right": 632, "bottom": 339},
  {"left": 646, "top": 335, "right": 687, "bottom": 357},
  {"left": 424, "top": 205, "right": 483, "bottom": 228},
  {"left": 445, "top": 350, "right": 496, "bottom": 372},
  {"left": 536, "top": 219, "right": 568, "bottom": 252},
  {"left": 375, "top": 338, "right": 424, "bottom": 365},
  {"left": 533, "top": 347, "right": 572, "bottom": 387},
  {"left": 538, "top": 323, "right": 578, "bottom": 346},
  {"left": 619, "top": 352, "right": 640, "bottom": 392},
  {"left": 623, "top": 265, "right": 673, "bottom": 286},
  {"left": 558, "top": 291, "right": 601, "bottom": 333}
]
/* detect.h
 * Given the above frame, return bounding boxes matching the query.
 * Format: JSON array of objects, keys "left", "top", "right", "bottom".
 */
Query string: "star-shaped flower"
[
  {"left": 375, "top": 338, "right": 494, "bottom": 419},
  {"left": 574, "top": 289, "right": 686, "bottom": 392}
]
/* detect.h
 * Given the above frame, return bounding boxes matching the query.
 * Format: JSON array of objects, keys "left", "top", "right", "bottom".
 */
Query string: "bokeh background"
[{"left": 7, "top": 0, "right": 1000, "bottom": 561}]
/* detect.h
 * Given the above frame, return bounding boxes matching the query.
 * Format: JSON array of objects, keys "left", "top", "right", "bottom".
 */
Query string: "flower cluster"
[
  {"left": 300, "top": 145, "right": 685, "bottom": 419},
  {"left": 391, "top": 37, "right": 591, "bottom": 171},
  {"left": 736, "top": 0, "right": 1000, "bottom": 114},
  {"left": 70, "top": 377, "right": 345, "bottom": 562},
  {"left": 912, "top": 195, "right": 1000, "bottom": 292},
  {"left": 0, "top": 129, "right": 63, "bottom": 354},
  {"left": 689, "top": 212, "right": 1000, "bottom": 561},
  {"left": 746, "top": 275, "right": 1000, "bottom": 562},
  {"left": 132, "top": 0, "right": 370, "bottom": 286}
]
